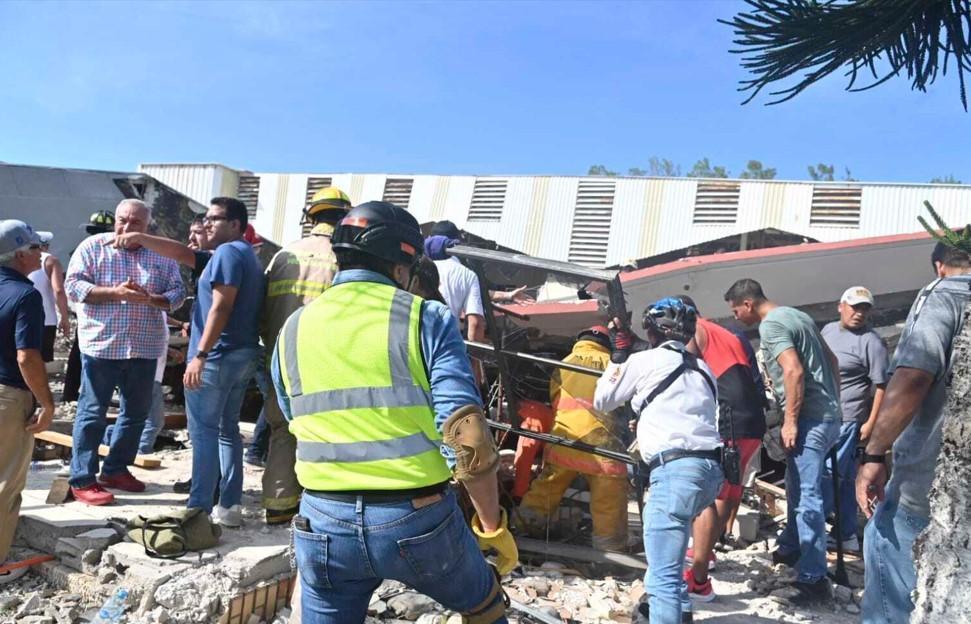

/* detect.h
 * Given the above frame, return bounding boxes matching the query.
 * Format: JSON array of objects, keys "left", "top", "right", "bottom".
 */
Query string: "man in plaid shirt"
[{"left": 64, "top": 199, "right": 185, "bottom": 506}]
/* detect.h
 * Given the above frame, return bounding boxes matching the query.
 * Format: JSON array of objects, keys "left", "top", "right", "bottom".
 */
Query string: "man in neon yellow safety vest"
[{"left": 272, "top": 201, "right": 518, "bottom": 623}]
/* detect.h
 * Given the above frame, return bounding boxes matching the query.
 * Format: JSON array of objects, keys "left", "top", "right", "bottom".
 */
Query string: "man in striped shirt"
[{"left": 64, "top": 199, "right": 185, "bottom": 506}]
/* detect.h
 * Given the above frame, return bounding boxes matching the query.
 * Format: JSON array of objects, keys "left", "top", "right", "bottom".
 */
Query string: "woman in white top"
[{"left": 595, "top": 297, "right": 724, "bottom": 624}]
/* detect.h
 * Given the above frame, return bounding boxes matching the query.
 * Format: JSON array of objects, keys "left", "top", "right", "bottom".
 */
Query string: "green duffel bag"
[{"left": 127, "top": 508, "right": 222, "bottom": 559}]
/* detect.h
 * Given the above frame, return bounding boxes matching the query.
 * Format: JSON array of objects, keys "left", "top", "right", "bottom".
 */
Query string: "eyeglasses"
[
  {"left": 28, "top": 245, "right": 41, "bottom": 250},
  {"left": 202, "top": 216, "right": 229, "bottom": 225}
]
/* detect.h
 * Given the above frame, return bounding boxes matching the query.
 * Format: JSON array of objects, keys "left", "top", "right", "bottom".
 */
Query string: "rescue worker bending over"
[
  {"left": 595, "top": 298, "right": 724, "bottom": 624},
  {"left": 260, "top": 186, "right": 350, "bottom": 525},
  {"left": 519, "top": 326, "right": 629, "bottom": 551},
  {"left": 272, "top": 201, "right": 517, "bottom": 624}
]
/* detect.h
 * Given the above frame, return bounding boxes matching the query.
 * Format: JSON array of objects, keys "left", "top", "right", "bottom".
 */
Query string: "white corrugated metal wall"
[{"left": 145, "top": 165, "right": 971, "bottom": 264}]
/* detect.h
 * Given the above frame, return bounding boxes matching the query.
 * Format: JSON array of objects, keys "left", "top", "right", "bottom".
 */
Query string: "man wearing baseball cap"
[
  {"left": 0, "top": 219, "right": 55, "bottom": 584},
  {"left": 820, "top": 286, "right": 889, "bottom": 552}
]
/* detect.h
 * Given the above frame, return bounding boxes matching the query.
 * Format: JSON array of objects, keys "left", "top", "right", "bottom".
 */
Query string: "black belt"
[
  {"left": 645, "top": 448, "right": 722, "bottom": 473},
  {"left": 305, "top": 480, "right": 450, "bottom": 504}
]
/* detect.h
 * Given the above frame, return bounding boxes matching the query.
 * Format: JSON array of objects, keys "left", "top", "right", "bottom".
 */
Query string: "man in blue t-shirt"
[{"left": 184, "top": 198, "right": 265, "bottom": 526}]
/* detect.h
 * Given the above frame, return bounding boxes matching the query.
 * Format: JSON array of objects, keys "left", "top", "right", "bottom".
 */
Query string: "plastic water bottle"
[{"left": 92, "top": 588, "right": 129, "bottom": 623}]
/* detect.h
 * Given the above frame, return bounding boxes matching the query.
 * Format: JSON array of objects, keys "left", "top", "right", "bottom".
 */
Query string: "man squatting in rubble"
[
  {"left": 273, "top": 202, "right": 518, "bottom": 623},
  {"left": 595, "top": 297, "right": 724, "bottom": 624},
  {"left": 518, "top": 325, "right": 630, "bottom": 552},
  {"left": 856, "top": 234, "right": 971, "bottom": 623}
]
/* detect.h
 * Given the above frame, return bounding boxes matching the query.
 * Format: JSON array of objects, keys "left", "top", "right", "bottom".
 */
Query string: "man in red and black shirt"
[{"left": 679, "top": 295, "right": 766, "bottom": 603}]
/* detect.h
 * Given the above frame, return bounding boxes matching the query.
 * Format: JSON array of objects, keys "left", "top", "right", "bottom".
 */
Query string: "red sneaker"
[
  {"left": 684, "top": 547, "right": 716, "bottom": 571},
  {"left": 683, "top": 568, "right": 716, "bottom": 603},
  {"left": 98, "top": 471, "right": 146, "bottom": 493},
  {"left": 71, "top": 484, "right": 115, "bottom": 506}
]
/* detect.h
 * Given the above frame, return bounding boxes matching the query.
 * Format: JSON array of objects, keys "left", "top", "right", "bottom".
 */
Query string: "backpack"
[{"left": 126, "top": 508, "right": 222, "bottom": 559}]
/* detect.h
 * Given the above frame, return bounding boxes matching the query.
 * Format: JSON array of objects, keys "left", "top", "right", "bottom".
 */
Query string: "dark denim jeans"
[
  {"left": 293, "top": 489, "right": 507, "bottom": 624},
  {"left": 643, "top": 456, "right": 724, "bottom": 622},
  {"left": 822, "top": 420, "right": 860, "bottom": 541},
  {"left": 862, "top": 498, "right": 929, "bottom": 624},
  {"left": 70, "top": 355, "right": 156, "bottom": 488},
  {"left": 776, "top": 417, "right": 841, "bottom": 583},
  {"left": 186, "top": 347, "right": 259, "bottom": 511}
]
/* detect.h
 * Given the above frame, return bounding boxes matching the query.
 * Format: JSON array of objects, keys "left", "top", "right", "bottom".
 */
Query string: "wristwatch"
[
  {"left": 196, "top": 350, "right": 210, "bottom": 360},
  {"left": 859, "top": 450, "right": 886, "bottom": 465}
]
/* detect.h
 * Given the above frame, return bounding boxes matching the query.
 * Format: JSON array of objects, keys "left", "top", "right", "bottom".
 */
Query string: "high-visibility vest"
[{"left": 276, "top": 280, "right": 451, "bottom": 491}]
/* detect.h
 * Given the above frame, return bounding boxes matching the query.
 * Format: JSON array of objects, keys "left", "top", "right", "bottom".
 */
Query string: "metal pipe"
[
  {"left": 487, "top": 420, "right": 637, "bottom": 466},
  {"left": 465, "top": 341, "right": 602, "bottom": 377}
]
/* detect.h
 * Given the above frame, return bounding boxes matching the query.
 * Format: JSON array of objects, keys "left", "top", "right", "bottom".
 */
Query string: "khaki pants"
[
  {"left": 0, "top": 385, "right": 34, "bottom": 562},
  {"left": 261, "top": 385, "right": 302, "bottom": 515}
]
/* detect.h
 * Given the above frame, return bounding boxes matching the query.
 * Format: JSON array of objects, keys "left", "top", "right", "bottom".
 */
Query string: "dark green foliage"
[
  {"left": 722, "top": 0, "right": 971, "bottom": 109},
  {"left": 919, "top": 200, "right": 971, "bottom": 253}
]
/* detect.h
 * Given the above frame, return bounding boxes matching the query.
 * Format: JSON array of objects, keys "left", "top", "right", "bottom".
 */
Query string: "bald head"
[{"left": 114, "top": 199, "right": 151, "bottom": 236}]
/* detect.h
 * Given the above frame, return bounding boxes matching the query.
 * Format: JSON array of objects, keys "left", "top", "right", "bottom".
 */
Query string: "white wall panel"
[
  {"left": 606, "top": 178, "right": 649, "bottom": 266},
  {"left": 533, "top": 178, "right": 578, "bottom": 262},
  {"left": 653, "top": 179, "right": 697, "bottom": 255}
]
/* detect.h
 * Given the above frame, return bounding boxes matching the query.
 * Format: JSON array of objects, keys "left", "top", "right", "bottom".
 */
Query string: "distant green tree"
[
  {"left": 930, "top": 174, "right": 963, "bottom": 184},
  {"left": 627, "top": 167, "right": 648, "bottom": 176},
  {"left": 587, "top": 164, "right": 618, "bottom": 176},
  {"left": 843, "top": 167, "right": 857, "bottom": 181},
  {"left": 808, "top": 163, "right": 835, "bottom": 181},
  {"left": 687, "top": 158, "right": 730, "bottom": 178},
  {"left": 739, "top": 159, "right": 777, "bottom": 179}
]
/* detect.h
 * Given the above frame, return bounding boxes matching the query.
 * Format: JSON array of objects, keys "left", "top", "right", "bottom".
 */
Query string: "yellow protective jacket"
[
  {"left": 546, "top": 339, "right": 626, "bottom": 476},
  {"left": 261, "top": 223, "right": 338, "bottom": 353}
]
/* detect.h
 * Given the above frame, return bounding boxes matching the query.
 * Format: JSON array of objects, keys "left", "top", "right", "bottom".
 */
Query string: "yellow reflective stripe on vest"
[
  {"left": 267, "top": 279, "right": 329, "bottom": 298},
  {"left": 292, "top": 385, "right": 432, "bottom": 415},
  {"left": 298, "top": 431, "right": 438, "bottom": 463}
]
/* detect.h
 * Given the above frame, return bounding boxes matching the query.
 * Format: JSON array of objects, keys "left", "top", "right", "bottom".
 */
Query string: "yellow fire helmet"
[{"left": 304, "top": 187, "right": 351, "bottom": 222}]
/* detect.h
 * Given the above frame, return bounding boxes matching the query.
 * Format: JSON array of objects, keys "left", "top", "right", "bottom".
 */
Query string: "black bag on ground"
[{"left": 126, "top": 507, "right": 222, "bottom": 559}]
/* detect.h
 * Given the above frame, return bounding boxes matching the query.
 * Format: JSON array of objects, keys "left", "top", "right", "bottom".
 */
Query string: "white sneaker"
[
  {"left": 211, "top": 504, "right": 243, "bottom": 528},
  {"left": 0, "top": 561, "right": 29, "bottom": 585}
]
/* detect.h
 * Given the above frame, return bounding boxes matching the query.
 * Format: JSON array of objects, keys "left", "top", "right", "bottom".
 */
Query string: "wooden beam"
[{"left": 34, "top": 430, "right": 162, "bottom": 469}]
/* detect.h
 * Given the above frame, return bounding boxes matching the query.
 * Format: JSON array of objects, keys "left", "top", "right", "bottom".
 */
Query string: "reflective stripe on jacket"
[{"left": 277, "top": 280, "right": 452, "bottom": 491}]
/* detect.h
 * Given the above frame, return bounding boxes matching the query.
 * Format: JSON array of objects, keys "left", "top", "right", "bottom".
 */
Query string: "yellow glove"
[{"left": 471, "top": 509, "right": 519, "bottom": 576}]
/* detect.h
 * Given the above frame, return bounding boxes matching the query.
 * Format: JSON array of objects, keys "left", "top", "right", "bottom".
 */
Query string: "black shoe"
[
  {"left": 631, "top": 596, "right": 692, "bottom": 623},
  {"left": 789, "top": 578, "right": 832, "bottom": 607},
  {"left": 771, "top": 548, "right": 800, "bottom": 567},
  {"left": 173, "top": 478, "right": 191, "bottom": 494}
]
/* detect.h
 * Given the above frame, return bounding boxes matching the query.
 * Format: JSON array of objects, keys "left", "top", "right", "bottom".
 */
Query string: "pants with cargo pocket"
[{"left": 0, "top": 384, "right": 34, "bottom": 562}]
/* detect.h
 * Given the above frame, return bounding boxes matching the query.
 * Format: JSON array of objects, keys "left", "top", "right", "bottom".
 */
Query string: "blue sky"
[{"left": 0, "top": 0, "right": 968, "bottom": 182}]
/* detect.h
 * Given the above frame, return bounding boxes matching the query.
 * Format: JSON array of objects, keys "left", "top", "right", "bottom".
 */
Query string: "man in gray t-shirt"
[
  {"left": 857, "top": 240, "right": 971, "bottom": 623},
  {"left": 725, "top": 278, "right": 841, "bottom": 605},
  {"left": 820, "top": 286, "right": 889, "bottom": 549}
]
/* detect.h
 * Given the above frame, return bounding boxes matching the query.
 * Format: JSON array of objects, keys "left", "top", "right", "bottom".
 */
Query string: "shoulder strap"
[{"left": 643, "top": 345, "right": 717, "bottom": 406}]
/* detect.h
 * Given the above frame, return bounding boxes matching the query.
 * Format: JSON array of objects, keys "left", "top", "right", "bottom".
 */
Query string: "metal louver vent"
[
  {"left": 693, "top": 181, "right": 740, "bottom": 225},
  {"left": 568, "top": 180, "right": 615, "bottom": 267},
  {"left": 236, "top": 176, "right": 261, "bottom": 219},
  {"left": 468, "top": 178, "right": 507, "bottom": 222},
  {"left": 302, "top": 177, "right": 333, "bottom": 237},
  {"left": 810, "top": 185, "right": 862, "bottom": 227},
  {"left": 382, "top": 178, "right": 413, "bottom": 209}
]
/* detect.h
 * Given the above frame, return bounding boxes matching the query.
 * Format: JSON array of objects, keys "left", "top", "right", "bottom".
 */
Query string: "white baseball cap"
[
  {"left": 0, "top": 220, "right": 41, "bottom": 256},
  {"left": 841, "top": 286, "right": 874, "bottom": 306}
]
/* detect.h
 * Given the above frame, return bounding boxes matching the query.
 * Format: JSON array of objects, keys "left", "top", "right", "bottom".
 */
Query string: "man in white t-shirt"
[
  {"left": 595, "top": 297, "right": 724, "bottom": 624},
  {"left": 428, "top": 221, "right": 485, "bottom": 342},
  {"left": 27, "top": 232, "right": 70, "bottom": 364}
]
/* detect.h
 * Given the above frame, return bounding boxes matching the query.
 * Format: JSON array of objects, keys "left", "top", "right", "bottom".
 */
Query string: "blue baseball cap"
[{"left": 0, "top": 219, "right": 42, "bottom": 256}]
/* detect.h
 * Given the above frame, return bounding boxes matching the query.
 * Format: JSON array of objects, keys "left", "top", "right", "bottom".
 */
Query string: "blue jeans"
[
  {"left": 862, "top": 498, "right": 929, "bottom": 624},
  {"left": 822, "top": 420, "right": 860, "bottom": 541},
  {"left": 293, "top": 489, "right": 507, "bottom": 624},
  {"left": 776, "top": 418, "right": 841, "bottom": 583},
  {"left": 247, "top": 365, "right": 270, "bottom": 459},
  {"left": 102, "top": 381, "right": 164, "bottom": 455},
  {"left": 186, "top": 347, "right": 259, "bottom": 511},
  {"left": 70, "top": 355, "right": 156, "bottom": 488},
  {"left": 643, "top": 456, "right": 723, "bottom": 623}
]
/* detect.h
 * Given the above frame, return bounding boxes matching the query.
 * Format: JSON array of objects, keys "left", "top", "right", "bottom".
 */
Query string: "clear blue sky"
[{"left": 1, "top": 0, "right": 968, "bottom": 182}]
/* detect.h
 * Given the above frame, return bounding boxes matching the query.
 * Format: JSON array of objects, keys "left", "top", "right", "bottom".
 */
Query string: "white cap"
[
  {"left": 37, "top": 231, "right": 53, "bottom": 244},
  {"left": 841, "top": 286, "right": 874, "bottom": 306}
]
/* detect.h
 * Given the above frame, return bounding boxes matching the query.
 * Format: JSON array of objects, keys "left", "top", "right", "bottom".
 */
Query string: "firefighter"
[
  {"left": 272, "top": 201, "right": 516, "bottom": 623},
  {"left": 518, "top": 326, "right": 629, "bottom": 551},
  {"left": 259, "top": 186, "right": 350, "bottom": 525},
  {"left": 595, "top": 298, "right": 724, "bottom": 624}
]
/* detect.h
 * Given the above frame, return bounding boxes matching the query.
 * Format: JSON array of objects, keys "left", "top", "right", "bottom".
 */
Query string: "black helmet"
[
  {"left": 83, "top": 210, "right": 115, "bottom": 235},
  {"left": 332, "top": 201, "right": 424, "bottom": 266},
  {"left": 642, "top": 297, "right": 697, "bottom": 343},
  {"left": 576, "top": 325, "right": 611, "bottom": 350}
]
